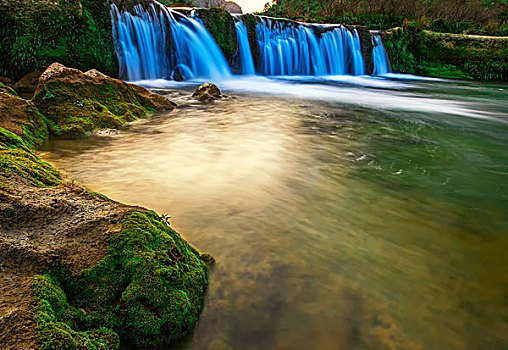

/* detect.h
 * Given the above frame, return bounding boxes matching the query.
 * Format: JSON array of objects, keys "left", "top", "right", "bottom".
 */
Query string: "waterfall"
[
  {"left": 256, "top": 17, "right": 365, "bottom": 76},
  {"left": 233, "top": 16, "right": 255, "bottom": 75},
  {"left": 110, "top": 3, "right": 231, "bottom": 81},
  {"left": 372, "top": 35, "right": 392, "bottom": 75},
  {"left": 110, "top": 4, "right": 377, "bottom": 80}
]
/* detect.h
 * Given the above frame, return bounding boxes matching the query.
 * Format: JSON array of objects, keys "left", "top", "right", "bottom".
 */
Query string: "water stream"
[{"left": 41, "top": 76, "right": 508, "bottom": 350}]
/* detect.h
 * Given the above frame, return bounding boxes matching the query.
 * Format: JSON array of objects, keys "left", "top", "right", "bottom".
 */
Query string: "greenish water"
[{"left": 41, "top": 77, "right": 508, "bottom": 350}]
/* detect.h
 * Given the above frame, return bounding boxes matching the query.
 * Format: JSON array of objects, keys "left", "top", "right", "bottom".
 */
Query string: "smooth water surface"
[{"left": 41, "top": 77, "right": 508, "bottom": 350}]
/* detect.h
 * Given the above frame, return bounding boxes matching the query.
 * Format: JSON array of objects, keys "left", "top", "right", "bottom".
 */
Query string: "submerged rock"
[
  {"left": 33, "top": 63, "right": 175, "bottom": 138},
  {"left": 192, "top": 83, "right": 223, "bottom": 103}
]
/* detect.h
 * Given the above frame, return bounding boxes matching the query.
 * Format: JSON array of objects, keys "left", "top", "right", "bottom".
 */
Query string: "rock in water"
[
  {"left": 192, "top": 83, "right": 223, "bottom": 103},
  {"left": 33, "top": 63, "right": 176, "bottom": 138},
  {"left": 35, "top": 62, "right": 82, "bottom": 94}
]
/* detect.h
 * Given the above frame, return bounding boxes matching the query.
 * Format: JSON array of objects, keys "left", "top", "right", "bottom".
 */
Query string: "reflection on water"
[{"left": 40, "top": 77, "right": 508, "bottom": 350}]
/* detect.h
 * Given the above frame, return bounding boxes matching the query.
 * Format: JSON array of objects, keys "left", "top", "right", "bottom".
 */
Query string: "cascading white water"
[
  {"left": 110, "top": 3, "right": 231, "bottom": 81},
  {"left": 372, "top": 35, "right": 392, "bottom": 75},
  {"left": 256, "top": 17, "right": 365, "bottom": 76},
  {"left": 233, "top": 16, "right": 256, "bottom": 75}
]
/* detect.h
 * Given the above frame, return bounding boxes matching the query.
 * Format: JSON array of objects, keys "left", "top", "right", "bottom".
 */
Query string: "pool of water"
[{"left": 40, "top": 76, "right": 508, "bottom": 350}]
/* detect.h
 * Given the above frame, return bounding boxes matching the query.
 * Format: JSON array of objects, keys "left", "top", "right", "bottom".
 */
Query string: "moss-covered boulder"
[
  {"left": 196, "top": 7, "right": 238, "bottom": 62},
  {"left": 33, "top": 63, "right": 175, "bottom": 138}
]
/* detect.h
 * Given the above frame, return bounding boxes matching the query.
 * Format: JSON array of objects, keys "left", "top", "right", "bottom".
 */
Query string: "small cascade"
[
  {"left": 372, "top": 35, "right": 392, "bottom": 75},
  {"left": 110, "top": 3, "right": 231, "bottom": 81},
  {"left": 256, "top": 17, "right": 365, "bottom": 76},
  {"left": 233, "top": 16, "right": 255, "bottom": 75}
]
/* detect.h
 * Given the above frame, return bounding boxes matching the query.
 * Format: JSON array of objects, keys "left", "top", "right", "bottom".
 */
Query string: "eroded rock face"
[{"left": 192, "top": 83, "right": 223, "bottom": 103}]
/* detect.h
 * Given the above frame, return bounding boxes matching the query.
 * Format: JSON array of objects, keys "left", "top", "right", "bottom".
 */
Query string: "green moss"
[
  {"left": 33, "top": 78, "right": 156, "bottom": 138},
  {"left": 196, "top": 8, "right": 238, "bottom": 62},
  {"left": 76, "top": 210, "right": 211, "bottom": 348},
  {"left": 0, "top": 0, "right": 118, "bottom": 80},
  {"left": 0, "top": 141, "right": 61, "bottom": 187},
  {"left": 0, "top": 127, "right": 31, "bottom": 152},
  {"left": 31, "top": 210, "right": 212, "bottom": 349},
  {"left": 31, "top": 274, "right": 120, "bottom": 350},
  {"left": 0, "top": 82, "right": 18, "bottom": 97},
  {"left": 22, "top": 103, "right": 50, "bottom": 148}
]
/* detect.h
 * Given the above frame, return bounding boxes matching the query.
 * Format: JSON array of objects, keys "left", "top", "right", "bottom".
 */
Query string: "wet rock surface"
[{"left": 192, "top": 83, "right": 223, "bottom": 103}]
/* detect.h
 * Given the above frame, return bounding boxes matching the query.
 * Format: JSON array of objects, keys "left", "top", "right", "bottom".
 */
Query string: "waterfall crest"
[
  {"left": 372, "top": 35, "right": 392, "bottom": 75},
  {"left": 110, "top": 5, "right": 383, "bottom": 80},
  {"left": 256, "top": 17, "right": 365, "bottom": 76},
  {"left": 110, "top": 3, "right": 231, "bottom": 81}
]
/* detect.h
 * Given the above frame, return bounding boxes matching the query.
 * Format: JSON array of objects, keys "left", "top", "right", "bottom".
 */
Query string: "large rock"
[
  {"left": 192, "top": 83, "right": 223, "bottom": 103},
  {"left": 35, "top": 62, "right": 82, "bottom": 94},
  {"left": 33, "top": 63, "right": 176, "bottom": 137}
]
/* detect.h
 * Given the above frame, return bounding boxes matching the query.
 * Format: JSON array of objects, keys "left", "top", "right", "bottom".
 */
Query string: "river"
[{"left": 40, "top": 75, "right": 508, "bottom": 350}]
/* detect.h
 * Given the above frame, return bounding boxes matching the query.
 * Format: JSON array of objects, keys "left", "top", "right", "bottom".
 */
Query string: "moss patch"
[
  {"left": 32, "top": 274, "right": 120, "bottom": 350},
  {"left": 196, "top": 8, "right": 238, "bottom": 62},
  {"left": 33, "top": 210, "right": 211, "bottom": 349},
  {"left": 0, "top": 141, "right": 61, "bottom": 188}
]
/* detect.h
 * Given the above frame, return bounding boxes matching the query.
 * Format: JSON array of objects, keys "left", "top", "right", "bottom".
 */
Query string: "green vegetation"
[
  {"left": 32, "top": 275, "right": 119, "bottom": 350},
  {"left": 31, "top": 210, "right": 212, "bottom": 349},
  {"left": 0, "top": 128, "right": 61, "bottom": 187},
  {"left": 197, "top": 7, "right": 238, "bottom": 61},
  {"left": 0, "top": 0, "right": 118, "bottom": 81},
  {"left": 383, "top": 25, "right": 508, "bottom": 80},
  {"left": 262, "top": 0, "right": 507, "bottom": 35}
]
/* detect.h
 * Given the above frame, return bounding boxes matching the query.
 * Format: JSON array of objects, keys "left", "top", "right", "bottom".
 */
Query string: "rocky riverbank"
[{"left": 0, "top": 64, "right": 213, "bottom": 349}]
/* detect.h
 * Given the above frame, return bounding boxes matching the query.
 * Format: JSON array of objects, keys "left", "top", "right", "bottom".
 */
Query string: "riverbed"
[{"left": 41, "top": 75, "right": 508, "bottom": 350}]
